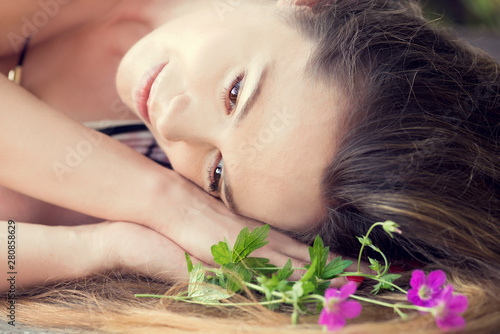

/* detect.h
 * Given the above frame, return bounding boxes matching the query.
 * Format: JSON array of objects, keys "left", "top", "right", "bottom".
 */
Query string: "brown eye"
[
  {"left": 214, "top": 164, "right": 223, "bottom": 186},
  {"left": 228, "top": 80, "right": 241, "bottom": 109},
  {"left": 209, "top": 158, "right": 224, "bottom": 193}
]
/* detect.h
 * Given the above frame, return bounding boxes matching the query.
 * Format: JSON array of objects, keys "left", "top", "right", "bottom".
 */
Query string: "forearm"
[
  {"left": 0, "top": 74, "right": 174, "bottom": 223},
  {"left": 0, "top": 221, "right": 107, "bottom": 293}
]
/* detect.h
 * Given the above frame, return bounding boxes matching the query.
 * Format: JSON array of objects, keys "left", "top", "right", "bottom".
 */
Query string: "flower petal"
[
  {"left": 439, "top": 285, "right": 454, "bottom": 301},
  {"left": 339, "top": 300, "right": 362, "bottom": 319},
  {"left": 447, "top": 295, "right": 468, "bottom": 314},
  {"left": 319, "top": 309, "right": 346, "bottom": 331},
  {"left": 339, "top": 281, "right": 358, "bottom": 299},
  {"left": 436, "top": 314, "right": 466, "bottom": 330},
  {"left": 410, "top": 270, "right": 426, "bottom": 289},
  {"left": 318, "top": 309, "right": 331, "bottom": 325},
  {"left": 324, "top": 288, "right": 340, "bottom": 300},
  {"left": 407, "top": 289, "right": 423, "bottom": 306},
  {"left": 427, "top": 270, "right": 447, "bottom": 289}
]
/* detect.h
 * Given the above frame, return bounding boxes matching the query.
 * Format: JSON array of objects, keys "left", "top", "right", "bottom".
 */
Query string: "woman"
[
  {"left": 0, "top": 0, "right": 322, "bottom": 291},
  {"left": 2, "top": 0, "right": 500, "bottom": 332}
]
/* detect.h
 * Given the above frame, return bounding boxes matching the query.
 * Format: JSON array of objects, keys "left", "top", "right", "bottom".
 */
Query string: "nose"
[
  {"left": 154, "top": 92, "right": 224, "bottom": 145},
  {"left": 156, "top": 93, "right": 191, "bottom": 140},
  {"left": 150, "top": 54, "right": 226, "bottom": 145}
]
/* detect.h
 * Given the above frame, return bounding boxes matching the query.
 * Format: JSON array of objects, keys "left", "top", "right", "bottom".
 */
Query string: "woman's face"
[{"left": 117, "top": 3, "right": 341, "bottom": 231}]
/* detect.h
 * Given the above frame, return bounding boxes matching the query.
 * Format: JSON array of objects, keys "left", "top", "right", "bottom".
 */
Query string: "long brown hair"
[
  {"left": 3, "top": 1, "right": 500, "bottom": 333},
  {"left": 298, "top": 0, "right": 500, "bottom": 331}
]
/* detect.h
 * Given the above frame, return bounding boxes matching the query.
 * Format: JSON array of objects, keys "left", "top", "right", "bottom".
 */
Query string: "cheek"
[
  {"left": 226, "top": 139, "right": 327, "bottom": 230},
  {"left": 235, "top": 180, "right": 325, "bottom": 232},
  {"left": 161, "top": 142, "right": 204, "bottom": 186}
]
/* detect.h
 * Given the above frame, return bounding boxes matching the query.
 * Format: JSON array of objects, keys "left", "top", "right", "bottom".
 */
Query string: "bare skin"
[{"left": 0, "top": 0, "right": 360, "bottom": 293}]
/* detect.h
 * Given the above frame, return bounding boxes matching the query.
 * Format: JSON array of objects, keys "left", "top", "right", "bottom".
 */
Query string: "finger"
[
  {"left": 153, "top": 255, "right": 212, "bottom": 283},
  {"left": 263, "top": 229, "right": 311, "bottom": 261}
]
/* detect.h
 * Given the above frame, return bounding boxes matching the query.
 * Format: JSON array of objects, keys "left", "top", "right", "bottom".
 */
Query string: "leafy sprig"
[{"left": 136, "top": 220, "right": 468, "bottom": 332}]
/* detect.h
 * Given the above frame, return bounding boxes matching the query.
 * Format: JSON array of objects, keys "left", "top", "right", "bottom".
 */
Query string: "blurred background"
[{"left": 421, "top": 0, "right": 500, "bottom": 62}]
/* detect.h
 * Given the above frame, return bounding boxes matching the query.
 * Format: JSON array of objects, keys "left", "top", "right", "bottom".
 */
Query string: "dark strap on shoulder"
[{"left": 97, "top": 124, "right": 149, "bottom": 136}]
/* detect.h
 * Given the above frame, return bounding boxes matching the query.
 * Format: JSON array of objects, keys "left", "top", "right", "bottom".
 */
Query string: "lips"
[{"left": 134, "top": 62, "right": 168, "bottom": 123}]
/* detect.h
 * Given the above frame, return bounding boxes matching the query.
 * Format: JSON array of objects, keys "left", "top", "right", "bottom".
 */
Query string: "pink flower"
[
  {"left": 407, "top": 270, "right": 468, "bottom": 330},
  {"left": 433, "top": 285, "right": 468, "bottom": 331},
  {"left": 318, "top": 282, "right": 362, "bottom": 331},
  {"left": 407, "top": 270, "right": 447, "bottom": 307}
]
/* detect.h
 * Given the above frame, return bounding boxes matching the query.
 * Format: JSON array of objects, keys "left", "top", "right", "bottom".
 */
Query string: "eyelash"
[
  {"left": 208, "top": 156, "right": 224, "bottom": 194},
  {"left": 221, "top": 73, "right": 244, "bottom": 114},
  {"left": 209, "top": 73, "right": 244, "bottom": 194}
]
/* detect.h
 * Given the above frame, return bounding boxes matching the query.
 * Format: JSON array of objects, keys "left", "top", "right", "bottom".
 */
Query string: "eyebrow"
[
  {"left": 223, "top": 66, "right": 267, "bottom": 212},
  {"left": 223, "top": 174, "right": 236, "bottom": 212},
  {"left": 233, "top": 67, "right": 267, "bottom": 128}
]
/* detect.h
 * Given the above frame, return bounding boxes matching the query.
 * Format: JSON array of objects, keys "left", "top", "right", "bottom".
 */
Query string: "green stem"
[
  {"left": 135, "top": 294, "right": 283, "bottom": 307},
  {"left": 357, "top": 222, "right": 383, "bottom": 273},
  {"left": 301, "top": 294, "right": 326, "bottom": 304},
  {"left": 394, "top": 305, "right": 409, "bottom": 320},
  {"left": 245, "top": 282, "right": 289, "bottom": 301},
  {"left": 249, "top": 267, "right": 306, "bottom": 271},
  {"left": 377, "top": 249, "right": 390, "bottom": 276},
  {"left": 351, "top": 295, "right": 431, "bottom": 313},
  {"left": 337, "top": 272, "right": 408, "bottom": 294}
]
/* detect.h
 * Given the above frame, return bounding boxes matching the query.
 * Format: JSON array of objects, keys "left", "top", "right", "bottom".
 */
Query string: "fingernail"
[{"left": 346, "top": 276, "right": 365, "bottom": 283}]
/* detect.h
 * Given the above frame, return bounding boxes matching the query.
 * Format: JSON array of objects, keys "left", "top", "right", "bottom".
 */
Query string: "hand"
[
  {"left": 99, "top": 220, "right": 363, "bottom": 288},
  {"left": 138, "top": 174, "right": 311, "bottom": 278},
  {"left": 139, "top": 174, "right": 350, "bottom": 285},
  {"left": 97, "top": 221, "right": 201, "bottom": 281}
]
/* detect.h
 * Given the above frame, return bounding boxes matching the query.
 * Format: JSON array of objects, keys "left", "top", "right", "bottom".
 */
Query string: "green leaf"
[
  {"left": 277, "top": 259, "right": 294, "bottom": 281},
  {"left": 211, "top": 240, "right": 232, "bottom": 266},
  {"left": 276, "top": 279, "right": 291, "bottom": 293},
  {"left": 368, "top": 244, "right": 381, "bottom": 253},
  {"left": 371, "top": 273, "right": 402, "bottom": 294},
  {"left": 292, "top": 281, "right": 304, "bottom": 300},
  {"left": 257, "top": 274, "right": 280, "bottom": 300},
  {"left": 232, "top": 225, "right": 270, "bottom": 263},
  {"left": 321, "top": 257, "right": 352, "bottom": 279},
  {"left": 315, "top": 280, "right": 331, "bottom": 296},
  {"left": 188, "top": 263, "right": 234, "bottom": 302},
  {"left": 308, "top": 235, "right": 329, "bottom": 278},
  {"left": 185, "top": 252, "right": 194, "bottom": 273},
  {"left": 189, "top": 284, "right": 234, "bottom": 303},
  {"left": 240, "top": 257, "right": 277, "bottom": 274},
  {"left": 232, "top": 227, "right": 249, "bottom": 261},
  {"left": 368, "top": 257, "right": 382, "bottom": 275},
  {"left": 300, "top": 257, "right": 318, "bottom": 283},
  {"left": 357, "top": 235, "right": 372, "bottom": 246},
  {"left": 188, "top": 263, "right": 205, "bottom": 296},
  {"left": 381, "top": 273, "right": 401, "bottom": 283},
  {"left": 371, "top": 282, "right": 382, "bottom": 294},
  {"left": 302, "top": 281, "right": 316, "bottom": 296},
  {"left": 224, "top": 263, "right": 253, "bottom": 292}
]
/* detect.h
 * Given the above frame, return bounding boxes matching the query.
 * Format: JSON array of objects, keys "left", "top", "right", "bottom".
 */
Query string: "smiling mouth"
[{"left": 135, "top": 62, "right": 168, "bottom": 124}]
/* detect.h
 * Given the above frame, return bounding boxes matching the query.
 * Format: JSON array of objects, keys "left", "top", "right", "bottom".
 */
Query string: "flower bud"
[{"left": 382, "top": 221, "right": 402, "bottom": 238}]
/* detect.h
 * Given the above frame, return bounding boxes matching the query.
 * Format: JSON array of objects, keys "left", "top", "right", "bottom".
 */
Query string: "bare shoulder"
[
  {"left": 0, "top": 0, "right": 125, "bottom": 56},
  {"left": 0, "top": 0, "right": 152, "bottom": 121}
]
